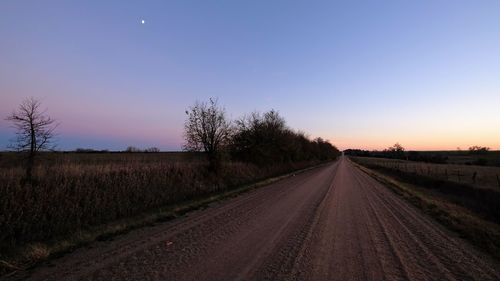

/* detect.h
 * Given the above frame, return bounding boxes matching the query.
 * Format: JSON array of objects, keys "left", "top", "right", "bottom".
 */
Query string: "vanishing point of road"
[{"left": 16, "top": 157, "right": 500, "bottom": 281}]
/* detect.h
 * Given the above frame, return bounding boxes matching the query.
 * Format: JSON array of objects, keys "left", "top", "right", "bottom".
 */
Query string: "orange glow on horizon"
[{"left": 325, "top": 135, "right": 500, "bottom": 151}]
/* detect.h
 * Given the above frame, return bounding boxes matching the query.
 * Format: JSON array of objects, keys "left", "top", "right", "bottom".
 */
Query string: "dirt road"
[{"left": 15, "top": 157, "right": 500, "bottom": 280}]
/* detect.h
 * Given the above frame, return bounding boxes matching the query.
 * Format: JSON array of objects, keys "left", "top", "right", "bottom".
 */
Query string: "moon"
[{"left": 141, "top": 19, "right": 145, "bottom": 25}]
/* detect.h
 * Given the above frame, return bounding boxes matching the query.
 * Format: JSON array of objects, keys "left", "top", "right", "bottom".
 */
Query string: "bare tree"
[
  {"left": 125, "top": 146, "right": 142, "bottom": 153},
  {"left": 383, "top": 143, "right": 405, "bottom": 159},
  {"left": 6, "top": 97, "right": 57, "bottom": 181},
  {"left": 468, "top": 145, "right": 490, "bottom": 155},
  {"left": 183, "top": 98, "right": 232, "bottom": 171},
  {"left": 145, "top": 147, "right": 160, "bottom": 153}
]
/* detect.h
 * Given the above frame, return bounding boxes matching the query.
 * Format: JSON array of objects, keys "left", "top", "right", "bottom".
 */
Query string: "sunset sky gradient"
[{"left": 1, "top": 1, "right": 499, "bottom": 151}]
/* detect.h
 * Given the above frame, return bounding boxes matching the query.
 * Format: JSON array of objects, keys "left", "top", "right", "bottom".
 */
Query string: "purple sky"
[{"left": 1, "top": 1, "right": 500, "bottom": 151}]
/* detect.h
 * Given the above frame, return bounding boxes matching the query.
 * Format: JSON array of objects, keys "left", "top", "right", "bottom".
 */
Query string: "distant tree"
[
  {"left": 145, "top": 147, "right": 160, "bottom": 153},
  {"left": 384, "top": 143, "right": 405, "bottom": 159},
  {"left": 75, "top": 148, "right": 109, "bottom": 153},
  {"left": 125, "top": 146, "right": 142, "bottom": 153},
  {"left": 75, "top": 148, "right": 96, "bottom": 153},
  {"left": 344, "top": 149, "right": 372, "bottom": 157},
  {"left": 383, "top": 143, "right": 404, "bottom": 153},
  {"left": 314, "top": 137, "right": 340, "bottom": 160},
  {"left": 183, "top": 98, "right": 232, "bottom": 171},
  {"left": 468, "top": 146, "right": 490, "bottom": 155},
  {"left": 6, "top": 97, "right": 58, "bottom": 181},
  {"left": 390, "top": 143, "right": 405, "bottom": 152}
]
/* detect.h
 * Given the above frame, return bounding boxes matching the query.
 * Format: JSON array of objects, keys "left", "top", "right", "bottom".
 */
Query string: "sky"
[{"left": 1, "top": 0, "right": 499, "bottom": 151}]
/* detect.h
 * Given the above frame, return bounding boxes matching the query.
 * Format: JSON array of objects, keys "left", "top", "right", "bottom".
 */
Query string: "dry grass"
[
  {"left": 0, "top": 152, "right": 321, "bottom": 272},
  {"left": 351, "top": 156, "right": 500, "bottom": 190}
]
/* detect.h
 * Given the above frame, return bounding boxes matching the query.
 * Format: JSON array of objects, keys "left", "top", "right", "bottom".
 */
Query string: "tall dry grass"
[
  {"left": 351, "top": 156, "right": 500, "bottom": 190},
  {"left": 0, "top": 152, "right": 317, "bottom": 254},
  {"left": 350, "top": 156, "right": 500, "bottom": 224}
]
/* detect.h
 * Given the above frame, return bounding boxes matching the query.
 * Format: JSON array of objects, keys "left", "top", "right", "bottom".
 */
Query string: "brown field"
[
  {"left": 351, "top": 156, "right": 500, "bottom": 190},
  {"left": 0, "top": 152, "right": 320, "bottom": 259}
]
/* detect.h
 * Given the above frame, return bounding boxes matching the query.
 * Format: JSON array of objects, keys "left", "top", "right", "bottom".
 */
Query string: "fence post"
[
  {"left": 445, "top": 169, "right": 448, "bottom": 180},
  {"left": 472, "top": 171, "right": 477, "bottom": 184},
  {"left": 497, "top": 174, "right": 500, "bottom": 188},
  {"left": 457, "top": 170, "right": 461, "bottom": 182}
]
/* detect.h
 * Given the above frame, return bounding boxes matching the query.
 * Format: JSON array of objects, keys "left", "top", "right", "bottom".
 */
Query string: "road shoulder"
[{"left": 349, "top": 158, "right": 500, "bottom": 263}]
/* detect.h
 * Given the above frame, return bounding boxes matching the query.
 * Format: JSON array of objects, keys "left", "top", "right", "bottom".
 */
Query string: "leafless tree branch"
[{"left": 5, "top": 97, "right": 58, "bottom": 180}]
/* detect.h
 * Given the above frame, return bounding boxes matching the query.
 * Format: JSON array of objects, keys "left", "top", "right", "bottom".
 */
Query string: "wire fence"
[{"left": 352, "top": 157, "right": 500, "bottom": 190}]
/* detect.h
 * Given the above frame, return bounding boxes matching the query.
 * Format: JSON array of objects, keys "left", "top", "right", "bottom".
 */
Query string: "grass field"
[
  {"left": 418, "top": 150, "right": 500, "bottom": 166},
  {"left": 351, "top": 156, "right": 500, "bottom": 190},
  {"left": 0, "top": 152, "right": 324, "bottom": 266}
]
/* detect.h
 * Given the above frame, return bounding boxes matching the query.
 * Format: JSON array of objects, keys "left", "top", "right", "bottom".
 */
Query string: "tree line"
[
  {"left": 345, "top": 143, "right": 448, "bottom": 163},
  {"left": 345, "top": 143, "right": 493, "bottom": 165},
  {"left": 5, "top": 97, "right": 339, "bottom": 180},
  {"left": 184, "top": 98, "right": 340, "bottom": 171}
]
